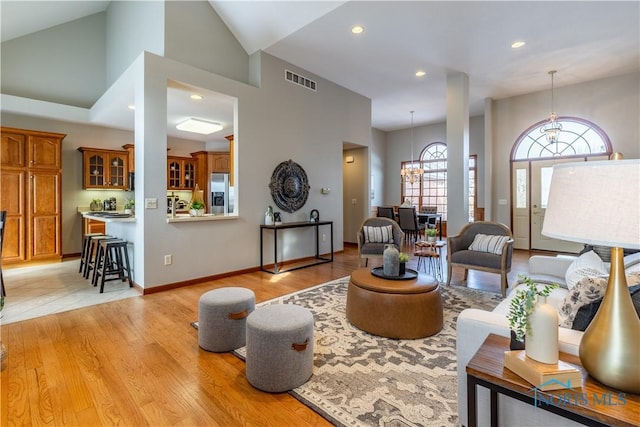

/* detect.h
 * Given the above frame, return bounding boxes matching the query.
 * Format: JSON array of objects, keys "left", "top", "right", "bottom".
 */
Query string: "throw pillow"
[
  {"left": 559, "top": 272, "right": 640, "bottom": 328},
  {"left": 558, "top": 276, "right": 607, "bottom": 328},
  {"left": 564, "top": 250, "right": 607, "bottom": 290},
  {"left": 625, "top": 252, "right": 640, "bottom": 274},
  {"left": 468, "top": 234, "right": 510, "bottom": 255},
  {"left": 363, "top": 225, "right": 394, "bottom": 243},
  {"left": 572, "top": 283, "right": 640, "bottom": 331}
]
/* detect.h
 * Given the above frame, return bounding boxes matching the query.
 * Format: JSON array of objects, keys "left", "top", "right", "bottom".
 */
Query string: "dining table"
[{"left": 416, "top": 213, "right": 442, "bottom": 240}]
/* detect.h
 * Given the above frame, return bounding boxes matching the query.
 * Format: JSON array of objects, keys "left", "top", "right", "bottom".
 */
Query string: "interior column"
[{"left": 446, "top": 72, "right": 470, "bottom": 236}]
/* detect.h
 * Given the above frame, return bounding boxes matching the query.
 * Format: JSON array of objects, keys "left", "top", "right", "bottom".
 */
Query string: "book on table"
[{"left": 504, "top": 350, "right": 582, "bottom": 391}]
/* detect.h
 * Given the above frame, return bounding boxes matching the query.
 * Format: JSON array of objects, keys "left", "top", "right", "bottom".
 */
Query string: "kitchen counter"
[
  {"left": 167, "top": 213, "right": 237, "bottom": 223},
  {"left": 82, "top": 212, "right": 136, "bottom": 223}
]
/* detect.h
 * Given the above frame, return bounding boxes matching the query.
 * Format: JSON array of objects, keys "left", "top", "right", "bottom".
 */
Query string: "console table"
[
  {"left": 466, "top": 334, "right": 640, "bottom": 427},
  {"left": 260, "top": 221, "right": 333, "bottom": 274}
]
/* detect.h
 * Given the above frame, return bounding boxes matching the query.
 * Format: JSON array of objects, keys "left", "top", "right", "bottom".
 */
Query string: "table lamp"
[{"left": 542, "top": 158, "right": 640, "bottom": 393}]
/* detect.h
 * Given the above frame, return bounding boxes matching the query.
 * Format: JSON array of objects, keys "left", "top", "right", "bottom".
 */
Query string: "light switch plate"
[{"left": 145, "top": 198, "right": 158, "bottom": 209}]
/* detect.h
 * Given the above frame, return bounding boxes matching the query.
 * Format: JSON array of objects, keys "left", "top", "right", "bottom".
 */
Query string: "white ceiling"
[{"left": 1, "top": 1, "right": 639, "bottom": 135}]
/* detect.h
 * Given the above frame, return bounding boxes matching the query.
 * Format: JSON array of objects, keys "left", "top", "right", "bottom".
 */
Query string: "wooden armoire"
[{"left": 1, "top": 127, "right": 65, "bottom": 264}]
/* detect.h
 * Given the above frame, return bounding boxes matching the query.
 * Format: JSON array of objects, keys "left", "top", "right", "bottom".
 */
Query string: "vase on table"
[
  {"left": 525, "top": 295, "right": 559, "bottom": 364},
  {"left": 399, "top": 262, "right": 406, "bottom": 276},
  {"left": 383, "top": 244, "right": 400, "bottom": 277}
]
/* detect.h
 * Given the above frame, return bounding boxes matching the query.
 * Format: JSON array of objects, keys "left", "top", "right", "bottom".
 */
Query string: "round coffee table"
[{"left": 346, "top": 267, "right": 443, "bottom": 339}]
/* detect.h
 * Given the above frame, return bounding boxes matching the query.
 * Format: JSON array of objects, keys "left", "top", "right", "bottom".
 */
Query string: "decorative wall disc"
[{"left": 269, "top": 159, "right": 310, "bottom": 213}]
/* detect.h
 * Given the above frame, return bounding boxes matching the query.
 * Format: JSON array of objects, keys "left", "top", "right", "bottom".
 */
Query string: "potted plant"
[
  {"left": 189, "top": 200, "right": 205, "bottom": 216},
  {"left": 398, "top": 252, "right": 410, "bottom": 275},
  {"left": 124, "top": 198, "right": 134, "bottom": 214},
  {"left": 506, "top": 274, "right": 558, "bottom": 350},
  {"left": 425, "top": 228, "right": 438, "bottom": 242}
]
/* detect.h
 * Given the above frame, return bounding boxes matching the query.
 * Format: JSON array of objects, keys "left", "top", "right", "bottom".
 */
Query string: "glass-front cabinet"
[
  {"left": 167, "top": 156, "right": 196, "bottom": 190},
  {"left": 78, "top": 147, "right": 129, "bottom": 189}
]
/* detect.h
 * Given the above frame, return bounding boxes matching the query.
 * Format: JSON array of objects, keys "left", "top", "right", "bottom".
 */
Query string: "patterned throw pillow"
[
  {"left": 363, "top": 225, "right": 394, "bottom": 243},
  {"left": 468, "top": 234, "right": 510, "bottom": 255},
  {"left": 565, "top": 250, "right": 607, "bottom": 290},
  {"left": 559, "top": 272, "right": 640, "bottom": 328},
  {"left": 572, "top": 284, "right": 640, "bottom": 331},
  {"left": 558, "top": 276, "right": 607, "bottom": 328}
]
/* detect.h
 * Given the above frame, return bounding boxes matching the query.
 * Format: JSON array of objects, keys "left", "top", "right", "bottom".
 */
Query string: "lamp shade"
[{"left": 542, "top": 159, "right": 640, "bottom": 250}]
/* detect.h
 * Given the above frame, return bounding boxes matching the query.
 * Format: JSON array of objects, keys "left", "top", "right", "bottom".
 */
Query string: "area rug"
[{"left": 194, "top": 277, "right": 503, "bottom": 426}]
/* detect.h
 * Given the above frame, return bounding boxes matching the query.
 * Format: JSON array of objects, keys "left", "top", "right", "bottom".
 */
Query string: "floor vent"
[{"left": 285, "top": 69, "right": 317, "bottom": 92}]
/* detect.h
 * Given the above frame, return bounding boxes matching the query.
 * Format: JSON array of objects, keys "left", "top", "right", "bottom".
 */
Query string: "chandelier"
[
  {"left": 540, "top": 70, "right": 562, "bottom": 144},
  {"left": 400, "top": 110, "right": 424, "bottom": 183}
]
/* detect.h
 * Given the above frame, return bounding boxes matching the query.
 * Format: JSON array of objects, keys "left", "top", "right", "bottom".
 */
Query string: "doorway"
[{"left": 510, "top": 117, "right": 612, "bottom": 252}]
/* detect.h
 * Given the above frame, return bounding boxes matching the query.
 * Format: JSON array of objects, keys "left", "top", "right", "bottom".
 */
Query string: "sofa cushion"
[
  {"left": 559, "top": 272, "right": 640, "bottom": 328},
  {"left": 558, "top": 276, "right": 607, "bottom": 327},
  {"left": 450, "top": 250, "right": 503, "bottom": 270},
  {"left": 625, "top": 252, "right": 640, "bottom": 274},
  {"left": 360, "top": 242, "right": 399, "bottom": 255},
  {"left": 572, "top": 283, "right": 640, "bottom": 331},
  {"left": 468, "top": 234, "right": 510, "bottom": 255},
  {"left": 565, "top": 250, "right": 607, "bottom": 290},
  {"left": 363, "top": 225, "right": 394, "bottom": 243}
]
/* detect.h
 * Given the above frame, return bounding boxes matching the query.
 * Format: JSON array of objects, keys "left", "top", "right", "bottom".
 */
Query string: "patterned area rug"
[{"left": 230, "top": 277, "right": 503, "bottom": 427}]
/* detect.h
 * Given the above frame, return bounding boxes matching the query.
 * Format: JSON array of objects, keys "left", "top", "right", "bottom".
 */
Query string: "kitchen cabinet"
[
  {"left": 83, "top": 217, "right": 106, "bottom": 235},
  {"left": 209, "top": 152, "right": 230, "bottom": 173},
  {"left": 191, "top": 151, "right": 209, "bottom": 207},
  {"left": 78, "top": 147, "right": 129, "bottom": 189},
  {"left": 1, "top": 127, "right": 64, "bottom": 264},
  {"left": 122, "top": 144, "right": 135, "bottom": 171},
  {"left": 167, "top": 156, "right": 196, "bottom": 190}
]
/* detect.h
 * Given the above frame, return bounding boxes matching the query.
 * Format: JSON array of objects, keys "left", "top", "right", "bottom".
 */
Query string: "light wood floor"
[{"left": 1, "top": 245, "right": 538, "bottom": 426}]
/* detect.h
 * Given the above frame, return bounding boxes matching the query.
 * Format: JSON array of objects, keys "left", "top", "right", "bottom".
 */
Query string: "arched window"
[
  {"left": 401, "top": 142, "right": 477, "bottom": 221},
  {"left": 512, "top": 117, "right": 611, "bottom": 160}
]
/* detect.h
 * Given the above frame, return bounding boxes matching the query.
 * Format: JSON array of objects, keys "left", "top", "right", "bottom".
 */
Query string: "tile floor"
[{"left": 1, "top": 259, "right": 140, "bottom": 324}]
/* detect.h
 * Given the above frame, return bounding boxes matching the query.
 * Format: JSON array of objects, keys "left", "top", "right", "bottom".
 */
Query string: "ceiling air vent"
[{"left": 285, "top": 69, "right": 317, "bottom": 92}]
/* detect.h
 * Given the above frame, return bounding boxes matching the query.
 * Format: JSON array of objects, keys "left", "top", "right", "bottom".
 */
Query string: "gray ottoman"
[
  {"left": 198, "top": 287, "right": 255, "bottom": 352},
  {"left": 246, "top": 304, "right": 314, "bottom": 392}
]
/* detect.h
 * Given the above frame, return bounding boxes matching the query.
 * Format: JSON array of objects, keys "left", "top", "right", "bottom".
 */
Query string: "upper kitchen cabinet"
[
  {"left": 122, "top": 144, "right": 135, "bottom": 171},
  {"left": 167, "top": 156, "right": 196, "bottom": 190},
  {"left": 78, "top": 147, "right": 129, "bottom": 189},
  {"left": 1, "top": 127, "right": 65, "bottom": 264},
  {"left": 209, "top": 152, "right": 230, "bottom": 173}
]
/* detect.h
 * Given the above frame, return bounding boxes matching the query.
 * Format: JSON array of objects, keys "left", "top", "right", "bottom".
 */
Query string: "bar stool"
[
  {"left": 79, "top": 233, "right": 104, "bottom": 275},
  {"left": 84, "top": 235, "right": 117, "bottom": 279},
  {"left": 93, "top": 239, "right": 133, "bottom": 293}
]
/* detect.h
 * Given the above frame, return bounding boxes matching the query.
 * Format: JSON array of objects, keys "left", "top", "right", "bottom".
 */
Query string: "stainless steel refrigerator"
[{"left": 210, "top": 173, "right": 231, "bottom": 214}]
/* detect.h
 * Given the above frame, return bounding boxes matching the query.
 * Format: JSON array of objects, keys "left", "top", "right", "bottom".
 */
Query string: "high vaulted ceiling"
[{"left": 2, "top": 1, "right": 639, "bottom": 133}]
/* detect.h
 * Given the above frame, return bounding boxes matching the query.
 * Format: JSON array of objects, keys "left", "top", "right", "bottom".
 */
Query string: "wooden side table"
[{"left": 466, "top": 334, "right": 640, "bottom": 427}]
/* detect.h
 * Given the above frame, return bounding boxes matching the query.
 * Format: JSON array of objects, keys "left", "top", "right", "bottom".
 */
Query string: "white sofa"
[
  {"left": 457, "top": 251, "right": 640, "bottom": 426},
  {"left": 456, "top": 254, "right": 585, "bottom": 427}
]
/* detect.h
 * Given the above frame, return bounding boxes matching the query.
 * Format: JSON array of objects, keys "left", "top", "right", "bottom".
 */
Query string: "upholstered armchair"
[
  {"left": 357, "top": 217, "right": 404, "bottom": 268},
  {"left": 446, "top": 221, "right": 514, "bottom": 297}
]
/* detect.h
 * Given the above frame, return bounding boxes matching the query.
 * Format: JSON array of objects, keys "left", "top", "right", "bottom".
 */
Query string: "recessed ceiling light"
[
  {"left": 127, "top": 104, "right": 135, "bottom": 110},
  {"left": 190, "top": 94, "right": 203, "bottom": 100},
  {"left": 415, "top": 70, "right": 426, "bottom": 77},
  {"left": 176, "top": 118, "right": 223, "bottom": 135},
  {"left": 351, "top": 25, "right": 364, "bottom": 34},
  {"left": 511, "top": 41, "right": 526, "bottom": 49}
]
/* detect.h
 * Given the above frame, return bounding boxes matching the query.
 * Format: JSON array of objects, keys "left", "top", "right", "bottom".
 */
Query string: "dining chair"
[
  {"left": 376, "top": 206, "right": 395, "bottom": 221},
  {"left": 397, "top": 207, "right": 425, "bottom": 243}
]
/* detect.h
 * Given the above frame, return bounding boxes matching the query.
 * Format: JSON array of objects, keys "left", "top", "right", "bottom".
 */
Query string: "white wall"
[
  {"left": 164, "top": 0, "right": 249, "bottom": 84},
  {"left": 105, "top": 1, "right": 164, "bottom": 86},
  {"left": 370, "top": 128, "right": 386, "bottom": 209},
  {"left": 0, "top": 12, "right": 106, "bottom": 108},
  {"left": 490, "top": 72, "right": 640, "bottom": 226},
  {"left": 384, "top": 117, "right": 485, "bottom": 207}
]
